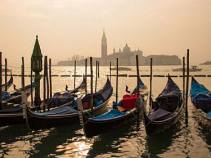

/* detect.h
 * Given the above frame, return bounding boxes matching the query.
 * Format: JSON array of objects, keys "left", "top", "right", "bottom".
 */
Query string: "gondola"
[
  {"left": 143, "top": 76, "right": 183, "bottom": 135},
  {"left": 0, "top": 83, "right": 34, "bottom": 126},
  {"left": 46, "top": 77, "right": 87, "bottom": 108},
  {"left": 25, "top": 78, "right": 113, "bottom": 130},
  {"left": 83, "top": 77, "right": 147, "bottom": 138},
  {"left": 190, "top": 77, "right": 211, "bottom": 129}
]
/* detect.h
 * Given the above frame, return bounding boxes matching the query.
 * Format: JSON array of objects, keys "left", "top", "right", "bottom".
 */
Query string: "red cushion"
[
  {"left": 83, "top": 102, "right": 91, "bottom": 109},
  {"left": 121, "top": 94, "right": 139, "bottom": 109}
]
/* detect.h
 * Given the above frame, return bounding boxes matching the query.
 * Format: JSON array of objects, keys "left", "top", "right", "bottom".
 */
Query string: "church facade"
[{"left": 100, "top": 32, "right": 145, "bottom": 66}]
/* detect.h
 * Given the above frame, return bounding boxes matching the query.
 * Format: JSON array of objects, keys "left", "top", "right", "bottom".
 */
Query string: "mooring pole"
[
  {"left": 90, "top": 57, "right": 93, "bottom": 111},
  {"left": 136, "top": 55, "right": 140, "bottom": 88},
  {"left": 0, "top": 52, "right": 2, "bottom": 106},
  {"left": 30, "top": 62, "right": 33, "bottom": 105},
  {"left": 21, "top": 57, "right": 25, "bottom": 89},
  {"left": 46, "top": 57, "right": 49, "bottom": 100},
  {"left": 97, "top": 61, "right": 100, "bottom": 78},
  {"left": 116, "top": 58, "right": 119, "bottom": 103},
  {"left": 74, "top": 60, "right": 76, "bottom": 89},
  {"left": 185, "top": 49, "right": 190, "bottom": 119},
  {"left": 49, "top": 58, "right": 52, "bottom": 98},
  {"left": 149, "top": 58, "right": 153, "bottom": 108},
  {"left": 4, "top": 58, "right": 7, "bottom": 91},
  {"left": 43, "top": 56, "right": 47, "bottom": 111},
  {"left": 183, "top": 57, "right": 185, "bottom": 104},
  {"left": 136, "top": 55, "right": 141, "bottom": 123},
  {"left": 85, "top": 58, "right": 87, "bottom": 94},
  {"left": 109, "top": 61, "right": 112, "bottom": 82},
  {"left": 95, "top": 61, "right": 98, "bottom": 93}
]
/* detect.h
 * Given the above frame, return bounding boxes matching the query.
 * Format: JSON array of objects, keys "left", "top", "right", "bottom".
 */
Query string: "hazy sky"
[{"left": 0, "top": 0, "right": 210, "bottom": 66}]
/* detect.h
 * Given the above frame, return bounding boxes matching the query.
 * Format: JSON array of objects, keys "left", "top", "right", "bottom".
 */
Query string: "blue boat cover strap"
[{"left": 90, "top": 109, "right": 124, "bottom": 121}]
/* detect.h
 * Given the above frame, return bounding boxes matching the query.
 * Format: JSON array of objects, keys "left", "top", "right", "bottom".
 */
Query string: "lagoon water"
[{"left": 0, "top": 65, "right": 211, "bottom": 158}]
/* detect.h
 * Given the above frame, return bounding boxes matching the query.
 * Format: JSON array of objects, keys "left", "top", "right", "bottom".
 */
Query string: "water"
[{"left": 1, "top": 65, "right": 211, "bottom": 158}]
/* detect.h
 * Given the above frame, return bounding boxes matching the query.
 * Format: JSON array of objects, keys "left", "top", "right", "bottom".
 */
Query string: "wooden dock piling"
[
  {"left": 183, "top": 57, "right": 185, "bottom": 103},
  {"left": 49, "top": 58, "right": 52, "bottom": 98},
  {"left": 135, "top": 55, "right": 140, "bottom": 123},
  {"left": 4, "top": 58, "right": 7, "bottom": 91},
  {"left": 45, "top": 57, "right": 49, "bottom": 100},
  {"left": 21, "top": 57, "right": 25, "bottom": 89},
  {"left": 74, "top": 60, "right": 76, "bottom": 89},
  {"left": 0, "top": 52, "right": 2, "bottom": 106},
  {"left": 97, "top": 61, "right": 100, "bottom": 78},
  {"left": 116, "top": 58, "right": 119, "bottom": 103},
  {"left": 30, "top": 61, "right": 33, "bottom": 105},
  {"left": 110, "top": 61, "right": 112, "bottom": 82},
  {"left": 149, "top": 58, "right": 153, "bottom": 108},
  {"left": 85, "top": 58, "right": 87, "bottom": 94},
  {"left": 90, "top": 57, "right": 93, "bottom": 111},
  {"left": 43, "top": 56, "right": 47, "bottom": 111},
  {"left": 95, "top": 61, "right": 98, "bottom": 93},
  {"left": 185, "top": 49, "right": 190, "bottom": 119}
]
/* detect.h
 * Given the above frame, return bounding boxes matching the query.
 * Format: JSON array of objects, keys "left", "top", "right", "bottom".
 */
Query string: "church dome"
[{"left": 123, "top": 43, "right": 131, "bottom": 53}]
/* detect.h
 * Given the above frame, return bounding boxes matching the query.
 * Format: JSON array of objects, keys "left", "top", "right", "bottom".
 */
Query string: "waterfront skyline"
[{"left": 0, "top": 0, "right": 210, "bottom": 66}]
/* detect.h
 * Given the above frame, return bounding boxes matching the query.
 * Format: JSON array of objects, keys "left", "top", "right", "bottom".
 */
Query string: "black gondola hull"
[
  {"left": 144, "top": 112, "right": 181, "bottom": 135},
  {"left": 27, "top": 99, "right": 109, "bottom": 130},
  {"left": 84, "top": 109, "right": 141, "bottom": 138},
  {"left": 0, "top": 113, "right": 25, "bottom": 127}
]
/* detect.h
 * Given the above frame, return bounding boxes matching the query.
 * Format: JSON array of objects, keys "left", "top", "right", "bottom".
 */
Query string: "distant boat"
[
  {"left": 111, "top": 67, "right": 131, "bottom": 71},
  {"left": 172, "top": 65, "right": 202, "bottom": 72}
]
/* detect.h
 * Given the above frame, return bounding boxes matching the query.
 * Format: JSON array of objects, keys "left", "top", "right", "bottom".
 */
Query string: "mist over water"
[{"left": 1, "top": 65, "right": 211, "bottom": 157}]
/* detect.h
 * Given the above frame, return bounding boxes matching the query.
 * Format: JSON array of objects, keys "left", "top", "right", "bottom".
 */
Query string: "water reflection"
[
  {"left": 30, "top": 124, "right": 81, "bottom": 158},
  {"left": 143, "top": 121, "right": 182, "bottom": 157},
  {"left": 87, "top": 123, "right": 143, "bottom": 158}
]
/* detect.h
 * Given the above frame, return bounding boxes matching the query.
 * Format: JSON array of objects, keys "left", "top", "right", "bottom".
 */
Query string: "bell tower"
[{"left": 101, "top": 31, "right": 107, "bottom": 58}]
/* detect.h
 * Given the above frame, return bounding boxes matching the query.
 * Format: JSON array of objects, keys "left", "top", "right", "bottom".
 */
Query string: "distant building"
[
  {"left": 99, "top": 31, "right": 145, "bottom": 65},
  {"left": 57, "top": 31, "right": 181, "bottom": 66},
  {"left": 101, "top": 31, "right": 107, "bottom": 58}
]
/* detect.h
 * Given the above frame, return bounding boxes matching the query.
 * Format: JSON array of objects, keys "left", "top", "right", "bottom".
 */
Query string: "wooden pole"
[
  {"left": 74, "top": 60, "right": 76, "bottom": 89},
  {"left": 30, "top": 61, "right": 33, "bottom": 105},
  {"left": 136, "top": 55, "right": 141, "bottom": 123},
  {"left": 185, "top": 49, "right": 190, "bottom": 118},
  {"left": 0, "top": 52, "right": 2, "bottom": 106},
  {"left": 85, "top": 58, "right": 87, "bottom": 94},
  {"left": 49, "top": 58, "right": 52, "bottom": 98},
  {"left": 90, "top": 57, "right": 93, "bottom": 111},
  {"left": 45, "top": 57, "right": 49, "bottom": 100},
  {"left": 116, "top": 58, "right": 119, "bottom": 103},
  {"left": 149, "top": 58, "right": 153, "bottom": 108},
  {"left": 183, "top": 57, "right": 185, "bottom": 103},
  {"left": 95, "top": 61, "right": 98, "bottom": 93},
  {"left": 109, "top": 61, "right": 112, "bottom": 82},
  {"left": 4, "top": 58, "right": 7, "bottom": 91},
  {"left": 21, "top": 57, "right": 25, "bottom": 89},
  {"left": 136, "top": 55, "right": 140, "bottom": 88},
  {"left": 43, "top": 56, "right": 47, "bottom": 111},
  {"left": 97, "top": 61, "right": 100, "bottom": 78}
]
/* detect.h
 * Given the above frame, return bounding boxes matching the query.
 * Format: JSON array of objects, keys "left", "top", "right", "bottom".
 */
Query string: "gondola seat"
[
  {"left": 121, "top": 94, "right": 139, "bottom": 110},
  {"left": 148, "top": 108, "right": 171, "bottom": 121}
]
